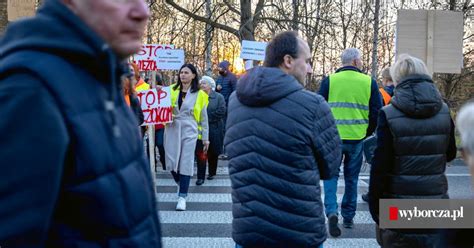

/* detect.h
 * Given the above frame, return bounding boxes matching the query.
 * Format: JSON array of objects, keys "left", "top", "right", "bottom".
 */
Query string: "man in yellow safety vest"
[{"left": 318, "top": 48, "right": 382, "bottom": 237}]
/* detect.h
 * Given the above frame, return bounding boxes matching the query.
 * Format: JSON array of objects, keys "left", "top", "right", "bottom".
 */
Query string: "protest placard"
[
  {"left": 7, "top": 0, "right": 36, "bottom": 21},
  {"left": 133, "top": 44, "right": 174, "bottom": 71},
  {"left": 240, "top": 40, "right": 267, "bottom": 61},
  {"left": 396, "top": 10, "right": 463, "bottom": 74},
  {"left": 136, "top": 87, "right": 173, "bottom": 125},
  {"left": 155, "top": 49, "right": 185, "bottom": 70}
]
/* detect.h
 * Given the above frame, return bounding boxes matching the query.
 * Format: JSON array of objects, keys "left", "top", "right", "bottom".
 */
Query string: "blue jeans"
[
  {"left": 323, "top": 141, "right": 363, "bottom": 221},
  {"left": 171, "top": 171, "right": 191, "bottom": 198}
]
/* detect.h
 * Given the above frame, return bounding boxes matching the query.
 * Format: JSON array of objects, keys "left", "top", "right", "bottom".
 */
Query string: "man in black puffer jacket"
[
  {"left": 368, "top": 54, "right": 457, "bottom": 247},
  {"left": 0, "top": 0, "right": 161, "bottom": 246},
  {"left": 225, "top": 31, "right": 341, "bottom": 248}
]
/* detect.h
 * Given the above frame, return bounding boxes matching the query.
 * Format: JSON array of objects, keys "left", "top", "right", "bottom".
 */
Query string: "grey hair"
[
  {"left": 457, "top": 102, "right": 474, "bottom": 159},
  {"left": 200, "top": 76, "right": 216, "bottom": 91},
  {"left": 341, "top": 48, "right": 361, "bottom": 65},
  {"left": 390, "top": 54, "right": 431, "bottom": 85}
]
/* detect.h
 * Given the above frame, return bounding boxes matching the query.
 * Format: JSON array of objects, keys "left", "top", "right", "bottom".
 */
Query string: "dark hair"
[
  {"left": 156, "top": 73, "right": 163, "bottom": 86},
  {"left": 264, "top": 31, "right": 300, "bottom": 67},
  {"left": 174, "top": 63, "right": 200, "bottom": 93}
]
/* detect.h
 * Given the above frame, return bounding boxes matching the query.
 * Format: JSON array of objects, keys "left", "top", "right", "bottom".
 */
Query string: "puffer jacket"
[
  {"left": 368, "top": 74, "right": 457, "bottom": 247},
  {"left": 384, "top": 74, "right": 453, "bottom": 199},
  {"left": 0, "top": 0, "right": 161, "bottom": 246},
  {"left": 225, "top": 66, "right": 341, "bottom": 248}
]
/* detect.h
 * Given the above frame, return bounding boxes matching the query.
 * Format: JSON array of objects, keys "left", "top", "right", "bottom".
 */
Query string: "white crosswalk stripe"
[{"left": 156, "top": 163, "right": 378, "bottom": 248}]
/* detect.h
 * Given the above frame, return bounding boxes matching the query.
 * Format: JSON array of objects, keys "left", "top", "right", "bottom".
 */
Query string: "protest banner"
[
  {"left": 155, "top": 49, "right": 185, "bottom": 70},
  {"left": 7, "top": 0, "right": 36, "bottom": 21},
  {"left": 137, "top": 87, "right": 173, "bottom": 125},
  {"left": 240, "top": 40, "right": 267, "bottom": 61},
  {"left": 133, "top": 44, "right": 174, "bottom": 71}
]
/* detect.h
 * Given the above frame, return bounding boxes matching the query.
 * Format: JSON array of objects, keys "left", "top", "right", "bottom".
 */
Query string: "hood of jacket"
[
  {"left": 391, "top": 74, "right": 443, "bottom": 118},
  {"left": 0, "top": 0, "right": 126, "bottom": 84},
  {"left": 236, "top": 67, "right": 303, "bottom": 107},
  {"left": 0, "top": 0, "right": 128, "bottom": 137}
]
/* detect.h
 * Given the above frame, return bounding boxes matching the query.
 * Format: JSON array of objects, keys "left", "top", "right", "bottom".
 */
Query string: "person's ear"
[{"left": 282, "top": 55, "right": 293, "bottom": 69}]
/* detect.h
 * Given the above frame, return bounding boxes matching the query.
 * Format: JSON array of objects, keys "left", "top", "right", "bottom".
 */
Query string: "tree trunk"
[
  {"left": 449, "top": 0, "right": 456, "bottom": 10},
  {"left": 204, "top": 0, "right": 212, "bottom": 76},
  {"left": 240, "top": 0, "right": 254, "bottom": 41},
  {"left": 371, "top": 0, "right": 380, "bottom": 78},
  {"left": 292, "top": 0, "right": 299, "bottom": 31},
  {"left": 0, "top": 0, "right": 8, "bottom": 34}
]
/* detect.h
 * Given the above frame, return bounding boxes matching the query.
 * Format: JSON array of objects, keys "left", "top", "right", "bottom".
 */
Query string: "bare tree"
[
  {"left": 371, "top": 0, "right": 381, "bottom": 78},
  {"left": 204, "top": 0, "right": 213, "bottom": 75},
  {"left": 165, "top": 0, "right": 265, "bottom": 41}
]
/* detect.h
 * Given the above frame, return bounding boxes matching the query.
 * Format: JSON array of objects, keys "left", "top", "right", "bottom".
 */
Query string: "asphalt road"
[{"left": 155, "top": 158, "right": 473, "bottom": 248}]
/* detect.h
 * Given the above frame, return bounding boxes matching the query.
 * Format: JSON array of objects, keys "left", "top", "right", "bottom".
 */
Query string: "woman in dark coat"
[
  {"left": 368, "top": 54, "right": 457, "bottom": 247},
  {"left": 195, "top": 76, "right": 226, "bottom": 185}
]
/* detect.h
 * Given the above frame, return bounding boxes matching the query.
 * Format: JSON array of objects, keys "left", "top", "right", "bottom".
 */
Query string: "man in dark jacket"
[
  {"left": 368, "top": 54, "right": 457, "bottom": 247},
  {"left": 0, "top": 0, "right": 161, "bottom": 246},
  {"left": 319, "top": 48, "right": 382, "bottom": 236},
  {"left": 216, "top": 60, "right": 238, "bottom": 105},
  {"left": 225, "top": 31, "right": 341, "bottom": 248}
]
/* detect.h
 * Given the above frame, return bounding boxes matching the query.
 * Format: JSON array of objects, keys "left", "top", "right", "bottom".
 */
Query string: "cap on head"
[{"left": 218, "top": 60, "right": 230, "bottom": 70}]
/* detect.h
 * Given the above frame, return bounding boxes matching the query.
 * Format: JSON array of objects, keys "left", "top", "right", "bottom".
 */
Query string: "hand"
[
  {"left": 216, "top": 85, "right": 222, "bottom": 91},
  {"left": 155, "top": 85, "right": 163, "bottom": 90},
  {"left": 203, "top": 140, "right": 210, "bottom": 153}
]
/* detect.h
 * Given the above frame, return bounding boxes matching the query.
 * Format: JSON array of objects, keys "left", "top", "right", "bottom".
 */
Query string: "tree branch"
[
  {"left": 223, "top": 0, "right": 241, "bottom": 15},
  {"left": 165, "top": 0, "right": 239, "bottom": 39}
]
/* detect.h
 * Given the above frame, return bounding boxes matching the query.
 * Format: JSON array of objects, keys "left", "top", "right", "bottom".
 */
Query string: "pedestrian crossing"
[{"left": 155, "top": 161, "right": 379, "bottom": 248}]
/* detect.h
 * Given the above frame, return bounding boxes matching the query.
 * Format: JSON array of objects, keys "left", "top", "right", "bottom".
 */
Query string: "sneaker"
[
  {"left": 362, "top": 193, "right": 369, "bottom": 203},
  {"left": 218, "top": 154, "right": 228, "bottom": 160},
  {"left": 207, "top": 175, "right": 215, "bottom": 180},
  {"left": 176, "top": 197, "right": 186, "bottom": 211},
  {"left": 328, "top": 214, "right": 341, "bottom": 237},
  {"left": 196, "top": 179, "right": 204, "bottom": 185},
  {"left": 343, "top": 219, "right": 354, "bottom": 229}
]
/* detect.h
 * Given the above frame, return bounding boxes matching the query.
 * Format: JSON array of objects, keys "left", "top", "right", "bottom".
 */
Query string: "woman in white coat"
[{"left": 164, "top": 63, "right": 209, "bottom": 211}]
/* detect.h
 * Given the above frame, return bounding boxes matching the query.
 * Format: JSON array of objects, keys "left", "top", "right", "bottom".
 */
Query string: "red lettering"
[
  {"left": 137, "top": 60, "right": 157, "bottom": 71},
  {"left": 157, "top": 89, "right": 167, "bottom": 105},
  {"left": 137, "top": 92, "right": 145, "bottom": 104},
  {"left": 145, "top": 45, "right": 154, "bottom": 57},
  {"left": 145, "top": 91, "right": 156, "bottom": 106}
]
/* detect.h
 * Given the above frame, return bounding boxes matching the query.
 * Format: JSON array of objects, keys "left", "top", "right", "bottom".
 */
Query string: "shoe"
[
  {"left": 207, "top": 175, "right": 215, "bottom": 180},
  {"left": 196, "top": 179, "right": 204, "bottom": 185},
  {"left": 343, "top": 219, "right": 354, "bottom": 229},
  {"left": 218, "top": 154, "right": 228, "bottom": 160},
  {"left": 176, "top": 197, "right": 186, "bottom": 211},
  {"left": 328, "top": 214, "right": 341, "bottom": 237},
  {"left": 362, "top": 193, "right": 369, "bottom": 203}
]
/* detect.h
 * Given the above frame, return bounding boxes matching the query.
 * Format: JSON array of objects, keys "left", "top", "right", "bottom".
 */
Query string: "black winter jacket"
[
  {"left": 225, "top": 67, "right": 341, "bottom": 248},
  {"left": 369, "top": 74, "right": 456, "bottom": 224},
  {"left": 0, "top": 1, "right": 161, "bottom": 246}
]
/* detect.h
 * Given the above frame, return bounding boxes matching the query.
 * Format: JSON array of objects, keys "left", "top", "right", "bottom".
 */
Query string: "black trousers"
[{"left": 195, "top": 140, "right": 219, "bottom": 180}]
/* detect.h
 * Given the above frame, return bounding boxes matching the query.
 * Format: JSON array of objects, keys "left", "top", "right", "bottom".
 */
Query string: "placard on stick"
[
  {"left": 240, "top": 40, "right": 267, "bottom": 61},
  {"left": 155, "top": 49, "right": 185, "bottom": 70},
  {"left": 133, "top": 44, "right": 175, "bottom": 71}
]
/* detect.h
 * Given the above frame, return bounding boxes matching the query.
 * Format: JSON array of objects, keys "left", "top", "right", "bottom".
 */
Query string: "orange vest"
[{"left": 379, "top": 88, "right": 391, "bottom": 106}]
